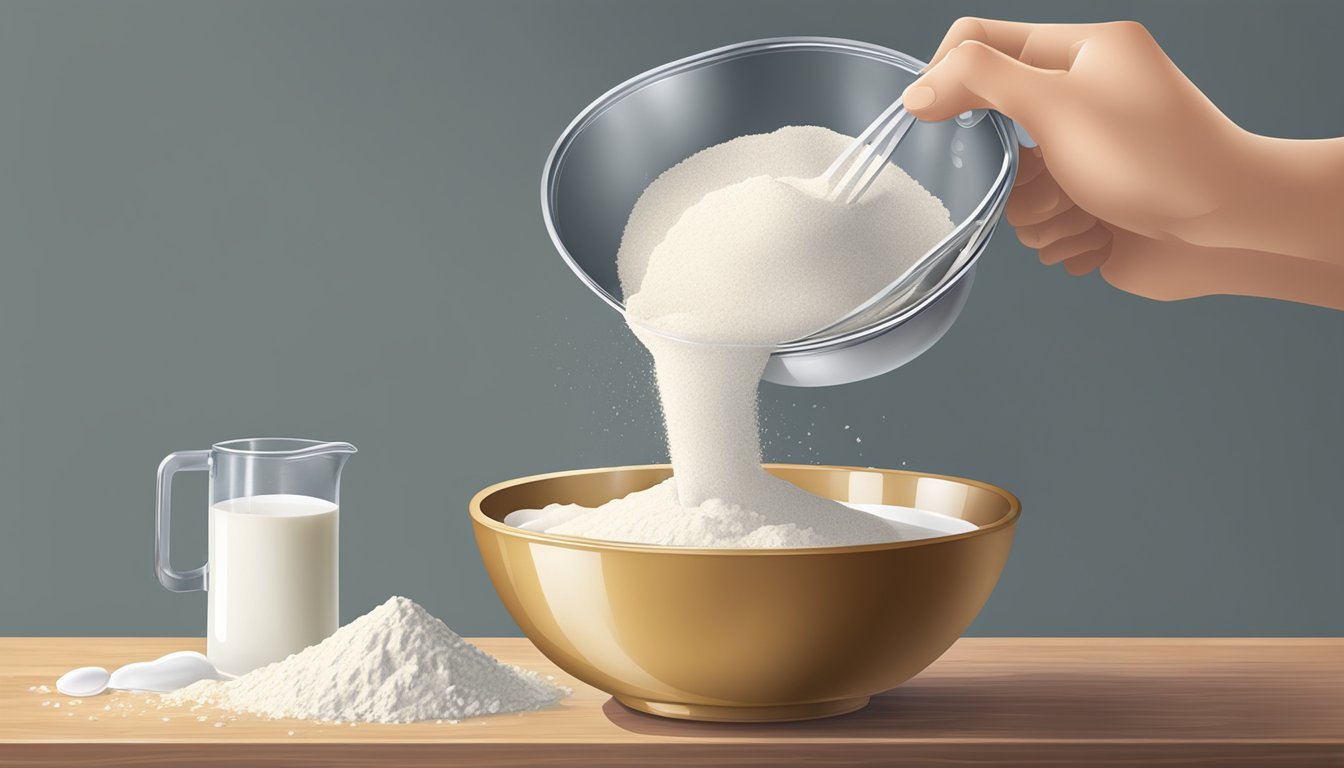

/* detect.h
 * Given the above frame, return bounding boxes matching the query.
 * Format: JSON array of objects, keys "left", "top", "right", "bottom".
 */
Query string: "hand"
[{"left": 903, "top": 18, "right": 1344, "bottom": 309}]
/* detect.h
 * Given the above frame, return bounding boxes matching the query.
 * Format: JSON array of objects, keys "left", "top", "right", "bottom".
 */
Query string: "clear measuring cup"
[{"left": 155, "top": 438, "right": 357, "bottom": 676}]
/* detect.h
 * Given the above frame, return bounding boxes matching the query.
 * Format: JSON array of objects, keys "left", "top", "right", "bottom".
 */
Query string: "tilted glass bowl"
[{"left": 541, "top": 36, "right": 1018, "bottom": 386}]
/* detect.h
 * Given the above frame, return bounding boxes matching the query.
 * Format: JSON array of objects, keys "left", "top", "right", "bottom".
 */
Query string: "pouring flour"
[{"left": 515, "top": 126, "right": 958, "bottom": 547}]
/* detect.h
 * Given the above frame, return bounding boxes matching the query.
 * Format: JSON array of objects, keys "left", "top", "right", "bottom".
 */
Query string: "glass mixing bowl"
[{"left": 541, "top": 37, "right": 1018, "bottom": 386}]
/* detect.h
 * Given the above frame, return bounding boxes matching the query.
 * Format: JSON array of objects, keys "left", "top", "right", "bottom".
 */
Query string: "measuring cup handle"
[{"left": 155, "top": 450, "right": 210, "bottom": 592}]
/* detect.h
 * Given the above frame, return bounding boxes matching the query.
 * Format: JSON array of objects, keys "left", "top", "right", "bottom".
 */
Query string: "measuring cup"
[
  {"left": 155, "top": 438, "right": 357, "bottom": 675},
  {"left": 541, "top": 37, "right": 1018, "bottom": 386}
]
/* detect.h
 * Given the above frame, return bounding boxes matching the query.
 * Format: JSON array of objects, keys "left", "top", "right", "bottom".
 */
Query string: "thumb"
[{"left": 902, "top": 40, "right": 1058, "bottom": 124}]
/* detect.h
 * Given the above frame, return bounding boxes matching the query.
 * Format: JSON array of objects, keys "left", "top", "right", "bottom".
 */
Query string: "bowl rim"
[
  {"left": 470, "top": 463, "right": 1020, "bottom": 556},
  {"left": 539, "top": 35, "right": 1018, "bottom": 354}
]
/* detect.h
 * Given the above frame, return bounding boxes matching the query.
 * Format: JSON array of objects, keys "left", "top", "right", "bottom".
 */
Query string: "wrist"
[{"left": 1179, "top": 131, "right": 1344, "bottom": 265}]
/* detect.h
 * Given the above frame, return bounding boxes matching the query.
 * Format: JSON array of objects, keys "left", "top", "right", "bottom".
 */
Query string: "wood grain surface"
[{"left": 2, "top": 637, "right": 1340, "bottom": 766}]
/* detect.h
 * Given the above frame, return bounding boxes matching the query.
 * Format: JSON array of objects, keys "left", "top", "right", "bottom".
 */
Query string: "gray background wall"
[{"left": 0, "top": 0, "right": 1338, "bottom": 638}]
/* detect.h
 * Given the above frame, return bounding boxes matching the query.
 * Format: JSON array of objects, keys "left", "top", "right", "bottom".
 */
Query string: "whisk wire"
[{"left": 823, "top": 102, "right": 917, "bottom": 205}]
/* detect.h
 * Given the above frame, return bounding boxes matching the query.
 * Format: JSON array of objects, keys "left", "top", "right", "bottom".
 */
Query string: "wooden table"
[{"left": 2, "top": 637, "right": 1340, "bottom": 766}]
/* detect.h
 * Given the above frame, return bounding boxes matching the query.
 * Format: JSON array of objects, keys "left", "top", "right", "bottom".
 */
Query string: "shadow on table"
[{"left": 601, "top": 669, "right": 1303, "bottom": 739}]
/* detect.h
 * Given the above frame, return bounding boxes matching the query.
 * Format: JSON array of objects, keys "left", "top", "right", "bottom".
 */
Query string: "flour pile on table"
[{"left": 165, "top": 596, "right": 567, "bottom": 723}]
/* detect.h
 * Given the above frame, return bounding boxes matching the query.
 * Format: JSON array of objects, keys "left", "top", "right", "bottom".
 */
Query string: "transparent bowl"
[
  {"left": 471, "top": 464, "right": 1020, "bottom": 722},
  {"left": 541, "top": 36, "right": 1018, "bottom": 386}
]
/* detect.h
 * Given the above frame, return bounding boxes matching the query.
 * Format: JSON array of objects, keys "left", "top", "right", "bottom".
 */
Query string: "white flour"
[
  {"left": 165, "top": 597, "right": 567, "bottom": 723},
  {"left": 510, "top": 478, "right": 975, "bottom": 547},
  {"left": 525, "top": 126, "right": 955, "bottom": 548}
]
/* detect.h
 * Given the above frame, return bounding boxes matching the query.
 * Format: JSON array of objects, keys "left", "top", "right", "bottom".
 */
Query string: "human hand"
[{"left": 903, "top": 18, "right": 1344, "bottom": 308}]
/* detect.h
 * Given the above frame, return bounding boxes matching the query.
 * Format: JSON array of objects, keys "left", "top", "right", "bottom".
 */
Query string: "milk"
[{"left": 206, "top": 494, "right": 338, "bottom": 676}]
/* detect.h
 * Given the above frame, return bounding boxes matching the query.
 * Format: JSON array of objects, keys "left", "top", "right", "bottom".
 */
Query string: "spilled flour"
[
  {"left": 165, "top": 597, "right": 567, "bottom": 723},
  {"left": 522, "top": 126, "right": 956, "bottom": 548}
]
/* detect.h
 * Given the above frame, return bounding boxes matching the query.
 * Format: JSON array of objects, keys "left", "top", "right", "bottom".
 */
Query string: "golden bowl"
[{"left": 470, "top": 464, "right": 1019, "bottom": 722}]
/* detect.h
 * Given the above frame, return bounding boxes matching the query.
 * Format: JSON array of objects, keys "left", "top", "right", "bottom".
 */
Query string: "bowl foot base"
[{"left": 614, "top": 695, "right": 870, "bottom": 723}]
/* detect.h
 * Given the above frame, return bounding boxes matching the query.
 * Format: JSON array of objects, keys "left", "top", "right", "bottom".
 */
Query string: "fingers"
[
  {"left": 1041, "top": 222, "right": 1113, "bottom": 268},
  {"left": 926, "top": 17, "right": 1035, "bottom": 69},
  {"left": 1062, "top": 247, "right": 1111, "bottom": 276},
  {"left": 1006, "top": 172, "right": 1071, "bottom": 227},
  {"left": 912, "top": 18, "right": 1139, "bottom": 122},
  {"left": 926, "top": 18, "right": 1105, "bottom": 70},
  {"left": 902, "top": 40, "right": 1063, "bottom": 123},
  {"left": 1018, "top": 204, "right": 1097, "bottom": 251},
  {"left": 1014, "top": 145, "right": 1047, "bottom": 187},
  {"left": 1009, "top": 165, "right": 1112, "bottom": 277}
]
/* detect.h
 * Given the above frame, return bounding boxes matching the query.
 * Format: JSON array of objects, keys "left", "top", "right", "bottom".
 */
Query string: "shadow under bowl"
[{"left": 471, "top": 464, "right": 1019, "bottom": 722}]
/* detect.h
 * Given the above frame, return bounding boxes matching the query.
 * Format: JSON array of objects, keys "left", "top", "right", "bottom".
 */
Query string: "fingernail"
[{"left": 902, "top": 85, "right": 936, "bottom": 111}]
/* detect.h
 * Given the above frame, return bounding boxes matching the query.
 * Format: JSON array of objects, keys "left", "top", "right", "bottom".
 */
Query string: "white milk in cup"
[{"left": 155, "top": 438, "right": 356, "bottom": 676}]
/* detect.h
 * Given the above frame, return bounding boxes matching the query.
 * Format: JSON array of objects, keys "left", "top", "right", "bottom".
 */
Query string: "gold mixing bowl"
[{"left": 471, "top": 464, "right": 1019, "bottom": 722}]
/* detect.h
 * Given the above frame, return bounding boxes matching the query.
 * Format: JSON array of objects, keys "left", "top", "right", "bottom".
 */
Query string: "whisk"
[
  {"left": 821, "top": 101, "right": 919, "bottom": 204},
  {"left": 805, "top": 106, "right": 1026, "bottom": 339},
  {"left": 823, "top": 106, "right": 1029, "bottom": 205}
]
